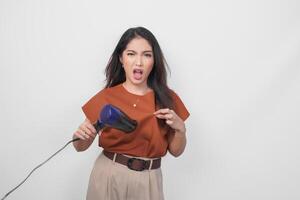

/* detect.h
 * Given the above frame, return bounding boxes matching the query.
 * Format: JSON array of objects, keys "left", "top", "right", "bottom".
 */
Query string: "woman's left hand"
[{"left": 153, "top": 108, "right": 186, "bottom": 134}]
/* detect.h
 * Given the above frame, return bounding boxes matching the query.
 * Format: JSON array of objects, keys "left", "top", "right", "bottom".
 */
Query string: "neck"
[{"left": 122, "top": 81, "right": 151, "bottom": 95}]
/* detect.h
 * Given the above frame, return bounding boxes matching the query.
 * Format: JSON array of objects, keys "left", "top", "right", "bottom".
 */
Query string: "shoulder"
[
  {"left": 168, "top": 88, "right": 181, "bottom": 101},
  {"left": 94, "top": 83, "right": 122, "bottom": 98},
  {"left": 167, "top": 88, "right": 190, "bottom": 121}
]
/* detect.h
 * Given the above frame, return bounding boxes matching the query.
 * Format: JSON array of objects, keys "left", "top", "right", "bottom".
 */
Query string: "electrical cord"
[
  {"left": 1, "top": 137, "right": 80, "bottom": 200},
  {"left": 1, "top": 104, "right": 136, "bottom": 199}
]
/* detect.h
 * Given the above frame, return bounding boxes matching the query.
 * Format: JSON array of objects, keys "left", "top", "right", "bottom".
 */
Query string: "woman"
[{"left": 73, "top": 27, "right": 190, "bottom": 200}]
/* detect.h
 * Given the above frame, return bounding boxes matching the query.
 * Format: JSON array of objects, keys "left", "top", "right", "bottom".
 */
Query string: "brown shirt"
[{"left": 82, "top": 83, "right": 189, "bottom": 158}]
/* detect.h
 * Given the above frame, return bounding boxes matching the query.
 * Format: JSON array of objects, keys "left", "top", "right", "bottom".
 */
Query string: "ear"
[{"left": 119, "top": 55, "right": 123, "bottom": 65}]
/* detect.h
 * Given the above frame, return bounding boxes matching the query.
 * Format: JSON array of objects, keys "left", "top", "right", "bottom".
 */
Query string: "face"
[{"left": 120, "top": 37, "right": 154, "bottom": 87}]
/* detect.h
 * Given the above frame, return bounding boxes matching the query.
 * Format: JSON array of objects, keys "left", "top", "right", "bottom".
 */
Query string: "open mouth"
[{"left": 133, "top": 69, "right": 143, "bottom": 80}]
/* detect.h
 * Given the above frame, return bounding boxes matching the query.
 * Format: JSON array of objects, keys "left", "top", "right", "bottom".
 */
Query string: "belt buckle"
[{"left": 127, "top": 157, "right": 147, "bottom": 171}]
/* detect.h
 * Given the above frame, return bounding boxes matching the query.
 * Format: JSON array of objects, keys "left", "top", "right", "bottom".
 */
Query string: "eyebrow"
[{"left": 126, "top": 50, "right": 153, "bottom": 53}]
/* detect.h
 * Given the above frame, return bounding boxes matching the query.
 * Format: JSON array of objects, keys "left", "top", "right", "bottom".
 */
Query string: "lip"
[
  {"left": 132, "top": 68, "right": 144, "bottom": 81},
  {"left": 133, "top": 68, "right": 144, "bottom": 75}
]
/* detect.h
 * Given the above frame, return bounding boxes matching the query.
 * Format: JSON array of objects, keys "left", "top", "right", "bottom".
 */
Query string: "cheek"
[
  {"left": 145, "top": 58, "right": 154, "bottom": 67},
  {"left": 145, "top": 65, "right": 154, "bottom": 75},
  {"left": 121, "top": 54, "right": 135, "bottom": 64},
  {"left": 123, "top": 66, "right": 131, "bottom": 76},
  {"left": 123, "top": 58, "right": 133, "bottom": 66}
]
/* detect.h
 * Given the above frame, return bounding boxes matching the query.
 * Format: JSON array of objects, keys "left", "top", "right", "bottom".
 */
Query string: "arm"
[
  {"left": 72, "top": 118, "right": 97, "bottom": 152},
  {"left": 167, "top": 125, "right": 187, "bottom": 157},
  {"left": 154, "top": 108, "right": 187, "bottom": 157}
]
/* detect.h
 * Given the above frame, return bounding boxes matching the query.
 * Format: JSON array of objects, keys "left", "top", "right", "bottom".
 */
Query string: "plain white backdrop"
[{"left": 1, "top": 0, "right": 300, "bottom": 199}]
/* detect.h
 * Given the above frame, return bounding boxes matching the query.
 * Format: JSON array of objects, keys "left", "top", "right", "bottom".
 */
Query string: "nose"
[{"left": 135, "top": 56, "right": 143, "bottom": 67}]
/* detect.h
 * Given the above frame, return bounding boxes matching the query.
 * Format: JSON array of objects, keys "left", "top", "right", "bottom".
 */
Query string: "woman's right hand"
[
  {"left": 72, "top": 118, "right": 99, "bottom": 151},
  {"left": 73, "top": 118, "right": 97, "bottom": 141}
]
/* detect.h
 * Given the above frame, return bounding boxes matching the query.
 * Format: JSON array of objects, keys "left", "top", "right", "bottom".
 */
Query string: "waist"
[{"left": 103, "top": 150, "right": 161, "bottom": 171}]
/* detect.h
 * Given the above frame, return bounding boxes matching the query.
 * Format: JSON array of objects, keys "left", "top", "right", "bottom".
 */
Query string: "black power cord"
[{"left": 1, "top": 137, "right": 80, "bottom": 200}]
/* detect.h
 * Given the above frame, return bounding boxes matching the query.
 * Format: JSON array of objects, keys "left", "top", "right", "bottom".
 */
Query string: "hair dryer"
[{"left": 72, "top": 104, "right": 137, "bottom": 142}]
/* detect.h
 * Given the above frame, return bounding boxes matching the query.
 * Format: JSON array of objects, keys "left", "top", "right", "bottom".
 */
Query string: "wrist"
[{"left": 175, "top": 124, "right": 186, "bottom": 135}]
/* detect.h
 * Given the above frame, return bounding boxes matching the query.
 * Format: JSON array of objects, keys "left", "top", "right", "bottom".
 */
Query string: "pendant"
[{"left": 133, "top": 98, "right": 139, "bottom": 108}]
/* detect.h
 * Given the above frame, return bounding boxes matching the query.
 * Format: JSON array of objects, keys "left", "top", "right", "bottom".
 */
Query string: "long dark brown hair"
[{"left": 104, "top": 27, "right": 174, "bottom": 110}]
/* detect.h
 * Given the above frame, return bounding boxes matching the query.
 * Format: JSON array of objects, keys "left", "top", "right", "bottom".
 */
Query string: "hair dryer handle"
[{"left": 93, "top": 121, "right": 105, "bottom": 133}]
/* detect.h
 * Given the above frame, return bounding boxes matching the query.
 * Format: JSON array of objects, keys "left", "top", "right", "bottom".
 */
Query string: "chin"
[{"left": 131, "top": 78, "right": 146, "bottom": 85}]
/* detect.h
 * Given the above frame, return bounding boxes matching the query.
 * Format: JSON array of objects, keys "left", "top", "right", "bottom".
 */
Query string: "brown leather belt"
[{"left": 103, "top": 150, "right": 161, "bottom": 171}]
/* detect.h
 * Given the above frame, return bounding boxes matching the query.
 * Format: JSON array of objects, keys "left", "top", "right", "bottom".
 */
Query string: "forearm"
[{"left": 167, "top": 128, "right": 187, "bottom": 157}]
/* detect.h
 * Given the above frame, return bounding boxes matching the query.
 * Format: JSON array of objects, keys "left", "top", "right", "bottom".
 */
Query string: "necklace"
[
  {"left": 121, "top": 83, "right": 144, "bottom": 108},
  {"left": 133, "top": 98, "right": 140, "bottom": 108}
]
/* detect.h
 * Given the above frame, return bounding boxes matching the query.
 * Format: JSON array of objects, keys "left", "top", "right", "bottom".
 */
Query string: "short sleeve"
[
  {"left": 81, "top": 90, "right": 107, "bottom": 124},
  {"left": 171, "top": 90, "right": 190, "bottom": 121}
]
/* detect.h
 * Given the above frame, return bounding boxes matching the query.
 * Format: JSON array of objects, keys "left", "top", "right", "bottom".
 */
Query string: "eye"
[
  {"left": 127, "top": 52, "right": 134, "bottom": 56},
  {"left": 145, "top": 54, "right": 152, "bottom": 58}
]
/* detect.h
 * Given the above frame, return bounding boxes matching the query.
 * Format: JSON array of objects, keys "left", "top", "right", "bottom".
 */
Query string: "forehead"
[{"left": 125, "top": 37, "right": 152, "bottom": 51}]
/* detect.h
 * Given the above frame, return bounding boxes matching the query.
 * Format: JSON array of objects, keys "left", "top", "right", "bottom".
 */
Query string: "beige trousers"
[{"left": 86, "top": 151, "right": 164, "bottom": 200}]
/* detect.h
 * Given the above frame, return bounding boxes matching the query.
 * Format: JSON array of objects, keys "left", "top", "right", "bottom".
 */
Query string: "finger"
[
  {"left": 85, "top": 126, "right": 97, "bottom": 138},
  {"left": 154, "top": 108, "right": 169, "bottom": 114},
  {"left": 79, "top": 125, "right": 93, "bottom": 136},
  {"left": 169, "top": 109, "right": 176, "bottom": 114},
  {"left": 166, "top": 120, "right": 173, "bottom": 125},
  {"left": 74, "top": 132, "right": 84, "bottom": 140},
  {"left": 153, "top": 108, "right": 170, "bottom": 115},
  {"left": 154, "top": 113, "right": 173, "bottom": 120},
  {"left": 86, "top": 122, "right": 97, "bottom": 134},
  {"left": 74, "top": 131, "right": 86, "bottom": 140},
  {"left": 86, "top": 130, "right": 96, "bottom": 138},
  {"left": 155, "top": 114, "right": 168, "bottom": 119},
  {"left": 79, "top": 129, "right": 90, "bottom": 139},
  {"left": 165, "top": 114, "right": 173, "bottom": 120},
  {"left": 88, "top": 132, "right": 96, "bottom": 139}
]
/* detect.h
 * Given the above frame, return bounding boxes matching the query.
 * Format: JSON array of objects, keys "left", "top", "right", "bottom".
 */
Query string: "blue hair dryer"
[
  {"left": 73, "top": 104, "right": 137, "bottom": 142},
  {"left": 95, "top": 104, "right": 137, "bottom": 133}
]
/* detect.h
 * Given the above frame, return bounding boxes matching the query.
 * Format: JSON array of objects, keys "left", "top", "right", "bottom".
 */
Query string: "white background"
[{"left": 1, "top": 0, "right": 300, "bottom": 199}]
